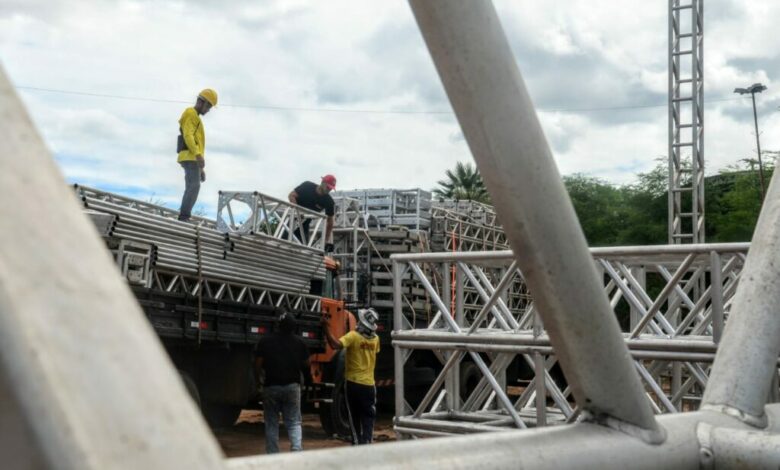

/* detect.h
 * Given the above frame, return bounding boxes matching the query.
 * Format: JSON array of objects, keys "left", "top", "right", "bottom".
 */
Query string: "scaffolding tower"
[{"left": 668, "top": 0, "right": 705, "bottom": 243}]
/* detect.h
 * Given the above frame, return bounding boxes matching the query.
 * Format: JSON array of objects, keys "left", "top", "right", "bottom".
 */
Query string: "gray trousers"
[{"left": 178, "top": 161, "right": 200, "bottom": 221}]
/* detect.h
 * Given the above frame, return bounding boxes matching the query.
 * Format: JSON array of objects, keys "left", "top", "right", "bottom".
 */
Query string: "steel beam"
[
  {"left": 703, "top": 168, "right": 780, "bottom": 424},
  {"left": 408, "top": 0, "right": 660, "bottom": 437}
]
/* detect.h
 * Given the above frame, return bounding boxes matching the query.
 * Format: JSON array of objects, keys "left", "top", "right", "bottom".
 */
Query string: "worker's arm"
[
  {"left": 321, "top": 318, "right": 344, "bottom": 350},
  {"left": 288, "top": 191, "right": 298, "bottom": 204},
  {"left": 325, "top": 215, "right": 334, "bottom": 244}
]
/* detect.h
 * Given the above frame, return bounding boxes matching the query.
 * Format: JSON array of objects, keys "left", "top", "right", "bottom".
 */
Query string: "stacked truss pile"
[
  {"left": 334, "top": 188, "right": 432, "bottom": 231},
  {"left": 76, "top": 185, "right": 325, "bottom": 295}
]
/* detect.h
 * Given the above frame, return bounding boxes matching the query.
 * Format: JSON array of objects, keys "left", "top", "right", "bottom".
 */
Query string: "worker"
[
  {"left": 176, "top": 88, "right": 217, "bottom": 222},
  {"left": 321, "top": 308, "right": 380, "bottom": 445},
  {"left": 254, "top": 312, "right": 312, "bottom": 453},
  {"left": 288, "top": 175, "right": 337, "bottom": 252}
]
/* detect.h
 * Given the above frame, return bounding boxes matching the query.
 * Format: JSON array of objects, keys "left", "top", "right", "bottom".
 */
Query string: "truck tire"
[
  {"left": 319, "top": 380, "right": 352, "bottom": 441},
  {"left": 202, "top": 402, "right": 242, "bottom": 428}
]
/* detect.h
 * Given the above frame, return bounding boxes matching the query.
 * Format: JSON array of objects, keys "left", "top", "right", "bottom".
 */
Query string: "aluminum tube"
[
  {"left": 409, "top": 0, "right": 659, "bottom": 435},
  {"left": 709, "top": 251, "right": 724, "bottom": 343},
  {"left": 703, "top": 168, "right": 780, "bottom": 423},
  {"left": 392, "top": 330, "right": 720, "bottom": 353},
  {"left": 392, "top": 341, "right": 730, "bottom": 363},
  {"left": 393, "top": 260, "right": 407, "bottom": 422},
  {"left": 229, "top": 410, "right": 760, "bottom": 470},
  {"left": 389, "top": 243, "right": 750, "bottom": 264}
]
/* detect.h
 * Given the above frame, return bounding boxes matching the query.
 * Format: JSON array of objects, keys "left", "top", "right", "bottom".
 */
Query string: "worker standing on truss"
[
  {"left": 176, "top": 88, "right": 217, "bottom": 222},
  {"left": 288, "top": 175, "right": 337, "bottom": 251},
  {"left": 322, "top": 308, "right": 380, "bottom": 445},
  {"left": 255, "top": 312, "right": 312, "bottom": 453}
]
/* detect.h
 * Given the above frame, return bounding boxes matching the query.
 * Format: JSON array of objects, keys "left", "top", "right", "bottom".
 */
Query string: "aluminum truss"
[
  {"left": 334, "top": 188, "right": 432, "bottom": 230},
  {"left": 668, "top": 0, "right": 705, "bottom": 244},
  {"left": 216, "top": 190, "right": 326, "bottom": 250},
  {"left": 332, "top": 196, "right": 381, "bottom": 229},
  {"left": 392, "top": 243, "right": 752, "bottom": 435},
  {"left": 430, "top": 206, "right": 508, "bottom": 252}
]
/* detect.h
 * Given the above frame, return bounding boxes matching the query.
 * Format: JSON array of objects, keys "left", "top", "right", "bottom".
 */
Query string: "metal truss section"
[
  {"left": 430, "top": 206, "right": 508, "bottom": 252},
  {"left": 148, "top": 269, "right": 323, "bottom": 313},
  {"left": 334, "top": 188, "right": 432, "bottom": 231},
  {"left": 216, "top": 190, "right": 326, "bottom": 250},
  {"left": 78, "top": 187, "right": 326, "bottom": 294},
  {"left": 392, "top": 243, "right": 752, "bottom": 436},
  {"left": 668, "top": 0, "right": 705, "bottom": 243},
  {"left": 332, "top": 196, "right": 381, "bottom": 229}
]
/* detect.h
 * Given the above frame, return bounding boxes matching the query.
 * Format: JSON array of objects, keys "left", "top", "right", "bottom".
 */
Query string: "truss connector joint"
[{"left": 700, "top": 403, "right": 768, "bottom": 428}]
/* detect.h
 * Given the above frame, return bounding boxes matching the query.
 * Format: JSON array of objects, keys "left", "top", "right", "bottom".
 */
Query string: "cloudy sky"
[{"left": 1, "top": 0, "right": 778, "bottom": 216}]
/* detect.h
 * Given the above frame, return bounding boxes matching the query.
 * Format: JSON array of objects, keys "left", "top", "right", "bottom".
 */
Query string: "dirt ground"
[{"left": 214, "top": 410, "right": 396, "bottom": 458}]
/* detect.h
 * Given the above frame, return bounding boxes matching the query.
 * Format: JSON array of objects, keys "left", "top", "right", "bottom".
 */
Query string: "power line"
[{"left": 16, "top": 85, "right": 744, "bottom": 115}]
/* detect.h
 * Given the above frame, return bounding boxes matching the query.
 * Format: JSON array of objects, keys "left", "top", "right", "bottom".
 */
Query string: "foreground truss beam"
[{"left": 410, "top": 0, "right": 660, "bottom": 438}]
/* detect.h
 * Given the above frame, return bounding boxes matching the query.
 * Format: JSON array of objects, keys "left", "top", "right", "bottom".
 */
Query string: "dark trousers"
[
  {"left": 178, "top": 161, "right": 200, "bottom": 221},
  {"left": 345, "top": 381, "right": 376, "bottom": 445}
]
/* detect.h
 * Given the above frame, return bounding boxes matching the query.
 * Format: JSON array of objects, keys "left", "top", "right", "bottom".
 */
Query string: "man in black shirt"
[
  {"left": 288, "top": 175, "right": 337, "bottom": 252},
  {"left": 255, "top": 313, "right": 311, "bottom": 453}
]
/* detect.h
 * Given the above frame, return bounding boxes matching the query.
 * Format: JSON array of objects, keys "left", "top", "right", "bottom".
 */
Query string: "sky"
[{"left": 1, "top": 0, "right": 779, "bottom": 217}]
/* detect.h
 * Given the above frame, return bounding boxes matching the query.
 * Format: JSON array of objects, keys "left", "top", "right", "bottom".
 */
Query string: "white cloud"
[{"left": 1, "top": 0, "right": 778, "bottom": 217}]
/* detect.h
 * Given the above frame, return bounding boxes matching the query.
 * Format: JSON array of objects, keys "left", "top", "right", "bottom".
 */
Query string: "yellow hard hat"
[{"left": 198, "top": 88, "right": 218, "bottom": 107}]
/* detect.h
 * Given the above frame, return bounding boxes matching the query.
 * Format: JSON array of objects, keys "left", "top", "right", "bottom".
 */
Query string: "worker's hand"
[
  {"left": 320, "top": 316, "right": 329, "bottom": 328},
  {"left": 324, "top": 242, "right": 334, "bottom": 253},
  {"left": 200, "top": 169, "right": 206, "bottom": 183},
  {"left": 196, "top": 155, "right": 205, "bottom": 168}
]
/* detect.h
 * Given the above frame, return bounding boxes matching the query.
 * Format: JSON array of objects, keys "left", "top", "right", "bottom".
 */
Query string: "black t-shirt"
[
  {"left": 294, "top": 181, "right": 335, "bottom": 216},
  {"left": 256, "top": 333, "right": 311, "bottom": 386}
]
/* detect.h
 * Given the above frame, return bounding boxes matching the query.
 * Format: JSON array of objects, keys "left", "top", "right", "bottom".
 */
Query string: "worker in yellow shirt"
[
  {"left": 322, "top": 308, "right": 380, "bottom": 445},
  {"left": 176, "top": 88, "right": 217, "bottom": 222}
]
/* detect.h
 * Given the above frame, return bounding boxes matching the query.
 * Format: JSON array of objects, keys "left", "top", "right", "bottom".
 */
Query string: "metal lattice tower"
[{"left": 668, "top": 0, "right": 705, "bottom": 243}]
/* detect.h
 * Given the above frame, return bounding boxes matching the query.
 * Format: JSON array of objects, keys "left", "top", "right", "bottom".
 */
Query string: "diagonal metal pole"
[
  {"left": 408, "top": 0, "right": 661, "bottom": 439},
  {"left": 703, "top": 166, "right": 780, "bottom": 425}
]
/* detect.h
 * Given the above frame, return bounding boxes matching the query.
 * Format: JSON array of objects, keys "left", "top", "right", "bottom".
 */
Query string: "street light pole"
[{"left": 735, "top": 83, "right": 768, "bottom": 201}]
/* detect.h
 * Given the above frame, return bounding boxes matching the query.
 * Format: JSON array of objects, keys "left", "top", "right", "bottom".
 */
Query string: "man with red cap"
[{"left": 288, "top": 175, "right": 337, "bottom": 251}]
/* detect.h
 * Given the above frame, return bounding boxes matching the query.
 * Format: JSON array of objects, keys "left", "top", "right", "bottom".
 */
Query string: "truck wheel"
[
  {"left": 202, "top": 402, "right": 242, "bottom": 428},
  {"left": 319, "top": 380, "right": 352, "bottom": 441}
]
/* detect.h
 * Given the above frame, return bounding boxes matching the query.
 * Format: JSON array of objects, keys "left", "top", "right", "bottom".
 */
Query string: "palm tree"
[{"left": 433, "top": 162, "right": 490, "bottom": 202}]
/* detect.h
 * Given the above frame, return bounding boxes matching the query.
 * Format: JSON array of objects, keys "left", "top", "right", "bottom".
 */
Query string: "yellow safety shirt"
[
  {"left": 339, "top": 331, "right": 380, "bottom": 386},
  {"left": 177, "top": 107, "right": 205, "bottom": 163}
]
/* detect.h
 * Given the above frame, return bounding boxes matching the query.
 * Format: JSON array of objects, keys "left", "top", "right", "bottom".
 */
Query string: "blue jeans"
[
  {"left": 178, "top": 161, "right": 200, "bottom": 221},
  {"left": 263, "top": 383, "right": 302, "bottom": 453}
]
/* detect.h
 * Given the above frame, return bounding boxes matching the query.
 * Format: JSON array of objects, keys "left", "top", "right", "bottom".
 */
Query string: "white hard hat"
[{"left": 357, "top": 308, "right": 379, "bottom": 332}]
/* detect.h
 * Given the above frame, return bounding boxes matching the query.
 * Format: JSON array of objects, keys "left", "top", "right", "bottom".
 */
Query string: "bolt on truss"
[
  {"left": 668, "top": 0, "right": 705, "bottom": 244},
  {"left": 216, "top": 190, "right": 326, "bottom": 250},
  {"left": 391, "top": 243, "right": 757, "bottom": 435}
]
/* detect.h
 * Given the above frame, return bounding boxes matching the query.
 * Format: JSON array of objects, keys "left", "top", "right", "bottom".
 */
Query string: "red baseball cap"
[{"left": 322, "top": 174, "right": 337, "bottom": 190}]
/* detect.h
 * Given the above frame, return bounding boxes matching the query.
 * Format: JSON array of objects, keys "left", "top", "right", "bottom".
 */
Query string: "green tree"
[
  {"left": 434, "top": 162, "right": 490, "bottom": 203},
  {"left": 563, "top": 174, "right": 626, "bottom": 246}
]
